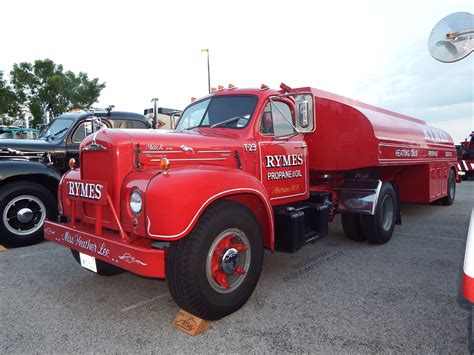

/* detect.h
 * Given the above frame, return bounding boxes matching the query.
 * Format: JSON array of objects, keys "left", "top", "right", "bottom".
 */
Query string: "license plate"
[{"left": 79, "top": 252, "right": 97, "bottom": 273}]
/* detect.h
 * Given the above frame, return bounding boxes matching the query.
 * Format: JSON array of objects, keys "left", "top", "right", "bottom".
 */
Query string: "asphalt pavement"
[{"left": 1, "top": 181, "right": 473, "bottom": 353}]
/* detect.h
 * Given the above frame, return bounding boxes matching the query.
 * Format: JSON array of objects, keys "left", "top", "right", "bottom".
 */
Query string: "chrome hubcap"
[
  {"left": 17, "top": 208, "right": 34, "bottom": 223},
  {"left": 3, "top": 195, "right": 46, "bottom": 236},
  {"left": 221, "top": 248, "right": 240, "bottom": 274}
]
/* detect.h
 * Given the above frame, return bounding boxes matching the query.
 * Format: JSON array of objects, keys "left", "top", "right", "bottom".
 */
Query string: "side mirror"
[
  {"left": 429, "top": 12, "right": 473, "bottom": 63},
  {"left": 298, "top": 100, "right": 309, "bottom": 128},
  {"left": 295, "top": 94, "right": 314, "bottom": 133}
]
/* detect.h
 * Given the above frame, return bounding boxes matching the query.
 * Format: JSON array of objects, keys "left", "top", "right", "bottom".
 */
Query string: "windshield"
[
  {"left": 40, "top": 118, "right": 74, "bottom": 140},
  {"left": 0, "top": 131, "right": 13, "bottom": 139},
  {"left": 176, "top": 95, "right": 258, "bottom": 130}
]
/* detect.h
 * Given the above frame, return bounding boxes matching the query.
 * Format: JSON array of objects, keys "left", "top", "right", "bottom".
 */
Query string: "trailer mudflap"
[
  {"left": 336, "top": 179, "right": 382, "bottom": 215},
  {"left": 44, "top": 221, "right": 165, "bottom": 278}
]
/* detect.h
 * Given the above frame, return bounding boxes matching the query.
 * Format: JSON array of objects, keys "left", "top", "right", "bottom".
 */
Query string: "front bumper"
[{"left": 44, "top": 220, "right": 165, "bottom": 278}]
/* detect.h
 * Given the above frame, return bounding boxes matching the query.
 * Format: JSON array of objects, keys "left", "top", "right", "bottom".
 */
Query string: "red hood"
[{"left": 81, "top": 128, "right": 243, "bottom": 170}]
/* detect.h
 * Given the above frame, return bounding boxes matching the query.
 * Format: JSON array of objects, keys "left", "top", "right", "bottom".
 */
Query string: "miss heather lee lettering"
[{"left": 62, "top": 231, "right": 109, "bottom": 257}]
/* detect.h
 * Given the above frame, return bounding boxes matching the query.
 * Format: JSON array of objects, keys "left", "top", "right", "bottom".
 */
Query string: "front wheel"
[
  {"left": 360, "top": 182, "right": 398, "bottom": 244},
  {"left": 166, "top": 200, "right": 264, "bottom": 320},
  {"left": 0, "top": 182, "right": 57, "bottom": 247}
]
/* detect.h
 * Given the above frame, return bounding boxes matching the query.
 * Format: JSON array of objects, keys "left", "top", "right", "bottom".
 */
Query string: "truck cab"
[{"left": 174, "top": 88, "right": 309, "bottom": 204}]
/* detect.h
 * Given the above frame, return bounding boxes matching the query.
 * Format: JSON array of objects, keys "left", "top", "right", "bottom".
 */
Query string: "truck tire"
[
  {"left": 0, "top": 182, "right": 57, "bottom": 247},
  {"left": 360, "top": 182, "right": 397, "bottom": 244},
  {"left": 341, "top": 213, "right": 366, "bottom": 242},
  {"left": 440, "top": 169, "right": 456, "bottom": 206},
  {"left": 70, "top": 250, "right": 124, "bottom": 276},
  {"left": 166, "top": 200, "right": 264, "bottom": 320}
]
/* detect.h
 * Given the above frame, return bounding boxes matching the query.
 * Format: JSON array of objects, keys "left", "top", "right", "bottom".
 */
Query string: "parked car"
[
  {"left": 0, "top": 126, "right": 40, "bottom": 140},
  {"left": 0, "top": 109, "right": 150, "bottom": 247}
]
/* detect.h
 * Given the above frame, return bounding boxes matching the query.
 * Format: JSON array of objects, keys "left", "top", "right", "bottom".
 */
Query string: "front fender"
[
  {"left": 0, "top": 160, "right": 61, "bottom": 183},
  {"left": 145, "top": 166, "right": 274, "bottom": 245}
]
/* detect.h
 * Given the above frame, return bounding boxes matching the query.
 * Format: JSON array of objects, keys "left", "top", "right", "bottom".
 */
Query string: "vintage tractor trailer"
[{"left": 44, "top": 84, "right": 458, "bottom": 320}]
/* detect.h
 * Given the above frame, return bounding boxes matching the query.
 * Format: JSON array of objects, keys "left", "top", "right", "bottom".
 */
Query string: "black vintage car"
[{"left": 0, "top": 110, "right": 150, "bottom": 247}]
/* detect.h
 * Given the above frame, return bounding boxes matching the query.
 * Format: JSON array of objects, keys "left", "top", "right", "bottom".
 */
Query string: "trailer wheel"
[
  {"left": 70, "top": 250, "right": 124, "bottom": 276},
  {"left": 0, "top": 182, "right": 57, "bottom": 247},
  {"left": 440, "top": 169, "right": 456, "bottom": 206},
  {"left": 361, "top": 182, "right": 397, "bottom": 244},
  {"left": 166, "top": 200, "right": 263, "bottom": 320},
  {"left": 341, "top": 213, "right": 366, "bottom": 242}
]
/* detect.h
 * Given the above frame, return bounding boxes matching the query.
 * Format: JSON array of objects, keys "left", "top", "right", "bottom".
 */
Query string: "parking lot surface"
[{"left": 1, "top": 182, "right": 473, "bottom": 353}]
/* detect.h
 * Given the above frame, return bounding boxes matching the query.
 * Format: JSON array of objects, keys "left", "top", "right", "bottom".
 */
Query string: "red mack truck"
[{"left": 44, "top": 83, "right": 458, "bottom": 320}]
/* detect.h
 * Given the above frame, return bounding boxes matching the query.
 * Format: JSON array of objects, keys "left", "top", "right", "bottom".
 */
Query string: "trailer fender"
[{"left": 144, "top": 166, "right": 275, "bottom": 249}]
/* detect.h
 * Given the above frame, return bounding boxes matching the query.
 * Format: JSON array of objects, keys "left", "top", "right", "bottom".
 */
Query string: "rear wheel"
[
  {"left": 0, "top": 182, "right": 57, "bottom": 247},
  {"left": 166, "top": 200, "right": 264, "bottom": 320},
  {"left": 70, "top": 250, "right": 124, "bottom": 276},
  {"left": 440, "top": 169, "right": 456, "bottom": 206},
  {"left": 361, "top": 182, "right": 398, "bottom": 244},
  {"left": 341, "top": 213, "right": 366, "bottom": 242}
]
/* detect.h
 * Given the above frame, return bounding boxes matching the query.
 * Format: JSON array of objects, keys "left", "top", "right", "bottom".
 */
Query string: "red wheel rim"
[{"left": 206, "top": 228, "right": 251, "bottom": 293}]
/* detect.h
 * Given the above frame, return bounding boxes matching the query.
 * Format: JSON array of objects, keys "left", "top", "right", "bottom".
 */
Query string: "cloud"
[{"left": 355, "top": 40, "right": 473, "bottom": 142}]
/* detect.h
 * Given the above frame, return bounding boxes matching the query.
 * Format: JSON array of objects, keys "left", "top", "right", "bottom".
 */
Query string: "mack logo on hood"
[{"left": 67, "top": 181, "right": 104, "bottom": 200}]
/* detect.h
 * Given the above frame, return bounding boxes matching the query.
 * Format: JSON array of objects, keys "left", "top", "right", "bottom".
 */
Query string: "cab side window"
[
  {"left": 260, "top": 101, "right": 295, "bottom": 137},
  {"left": 72, "top": 120, "right": 109, "bottom": 143},
  {"left": 72, "top": 121, "right": 93, "bottom": 143},
  {"left": 131, "top": 120, "right": 147, "bottom": 128}
]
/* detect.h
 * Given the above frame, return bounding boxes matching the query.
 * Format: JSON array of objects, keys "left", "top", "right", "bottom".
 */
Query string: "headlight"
[{"left": 130, "top": 189, "right": 142, "bottom": 214}]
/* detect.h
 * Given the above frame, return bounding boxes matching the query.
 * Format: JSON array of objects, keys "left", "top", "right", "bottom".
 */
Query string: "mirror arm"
[{"left": 446, "top": 29, "right": 474, "bottom": 40}]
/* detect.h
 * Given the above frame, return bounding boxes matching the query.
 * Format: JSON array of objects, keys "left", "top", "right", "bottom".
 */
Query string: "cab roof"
[{"left": 56, "top": 110, "right": 148, "bottom": 123}]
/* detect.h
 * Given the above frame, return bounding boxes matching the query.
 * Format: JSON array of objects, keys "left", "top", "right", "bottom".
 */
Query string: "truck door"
[{"left": 258, "top": 100, "right": 308, "bottom": 203}]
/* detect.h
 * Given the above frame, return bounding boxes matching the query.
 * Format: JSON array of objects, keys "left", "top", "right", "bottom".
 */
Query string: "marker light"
[
  {"left": 160, "top": 157, "right": 170, "bottom": 171},
  {"left": 260, "top": 84, "right": 269, "bottom": 90},
  {"left": 218, "top": 85, "right": 225, "bottom": 91},
  {"left": 130, "top": 189, "right": 143, "bottom": 214},
  {"left": 210, "top": 87, "right": 217, "bottom": 92},
  {"left": 191, "top": 97, "right": 197, "bottom": 102},
  {"left": 228, "top": 84, "right": 236, "bottom": 90},
  {"left": 68, "top": 158, "right": 76, "bottom": 170}
]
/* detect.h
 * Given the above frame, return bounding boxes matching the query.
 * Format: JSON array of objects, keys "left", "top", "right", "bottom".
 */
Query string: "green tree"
[
  {"left": 9, "top": 59, "right": 106, "bottom": 127},
  {"left": 0, "top": 71, "right": 18, "bottom": 124}
]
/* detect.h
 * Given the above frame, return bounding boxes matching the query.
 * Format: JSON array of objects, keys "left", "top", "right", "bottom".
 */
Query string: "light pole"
[
  {"left": 151, "top": 98, "right": 159, "bottom": 129},
  {"left": 201, "top": 48, "right": 211, "bottom": 94}
]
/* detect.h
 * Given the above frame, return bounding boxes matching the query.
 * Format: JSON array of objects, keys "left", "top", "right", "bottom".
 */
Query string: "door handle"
[{"left": 294, "top": 145, "right": 306, "bottom": 149}]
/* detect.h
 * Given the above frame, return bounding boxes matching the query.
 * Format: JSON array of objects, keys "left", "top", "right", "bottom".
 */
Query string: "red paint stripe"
[{"left": 463, "top": 273, "right": 474, "bottom": 303}]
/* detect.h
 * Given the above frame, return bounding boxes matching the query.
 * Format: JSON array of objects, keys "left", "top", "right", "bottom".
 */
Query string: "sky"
[{"left": 1, "top": 0, "right": 472, "bottom": 142}]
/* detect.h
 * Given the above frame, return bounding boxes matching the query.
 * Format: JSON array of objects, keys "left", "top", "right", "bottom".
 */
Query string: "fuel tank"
[{"left": 298, "top": 87, "right": 457, "bottom": 172}]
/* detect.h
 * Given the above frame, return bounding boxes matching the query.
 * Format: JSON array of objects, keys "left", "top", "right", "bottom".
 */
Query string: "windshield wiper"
[
  {"left": 184, "top": 125, "right": 201, "bottom": 130},
  {"left": 210, "top": 115, "right": 248, "bottom": 128},
  {"left": 47, "top": 127, "right": 68, "bottom": 141}
]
